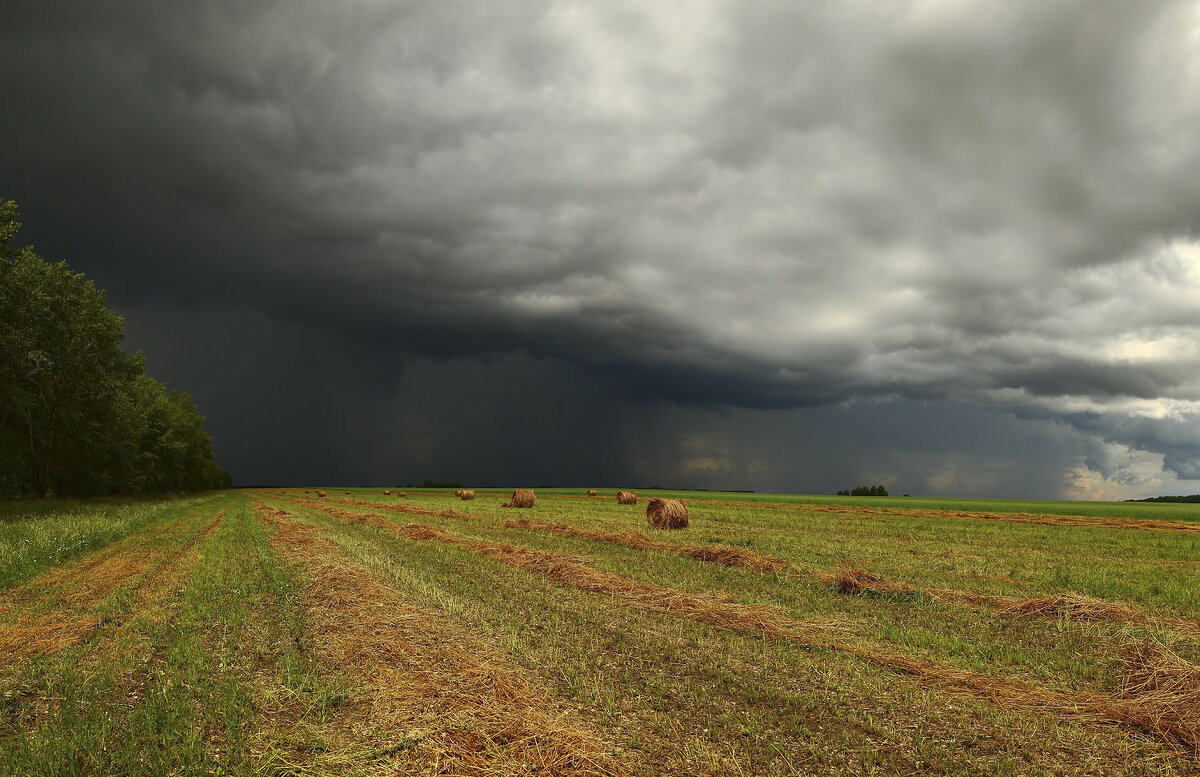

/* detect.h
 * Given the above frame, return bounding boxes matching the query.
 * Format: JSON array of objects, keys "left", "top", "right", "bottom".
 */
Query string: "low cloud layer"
[{"left": 4, "top": 1, "right": 1199, "bottom": 495}]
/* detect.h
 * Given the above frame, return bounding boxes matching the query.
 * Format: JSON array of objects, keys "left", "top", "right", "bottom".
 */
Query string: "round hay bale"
[
  {"left": 396, "top": 491, "right": 408, "bottom": 497},
  {"left": 646, "top": 498, "right": 688, "bottom": 529},
  {"left": 345, "top": 490, "right": 351, "bottom": 495},
  {"left": 587, "top": 489, "right": 597, "bottom": 497},
  {"left": 459, "top": 489, "right": 475, "bottom": 500},
  {"left": 454, "top": 489, "right": 464, "bottom": 498},
  {"left": 316, "top": 490, "right": 326, "bottom": 498},
  {"left": 506, "top": 489, "right": 536, "bottom": 508},
  {"left": 383, "top": 489, "right": 392, "bottom": 496},
  {"left": 617, "top": 490, "right": 637, "bottom": 505}
]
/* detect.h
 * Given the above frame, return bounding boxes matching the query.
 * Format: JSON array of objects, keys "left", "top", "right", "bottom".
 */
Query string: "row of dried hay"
[
  {"left": 0, "top": 509, "right": 224, "bottom": 671},
  {"left": 255, "top": 504, "right": 623, "bottom": 775},
  {"left": 290, "top": 495, "right": 477, "bottom": 522},
  {"left": 798, "top": 501, "right": 1200, "bottom": 534},
  {"left": 830, "top": 568, "right": 1200, "bottom": 636},
  {"left": 506, "top": 518, "right": 791, "bottom": 575},
  {"left": 295, "top": 499, "right": 1200, "bottom": 755}
]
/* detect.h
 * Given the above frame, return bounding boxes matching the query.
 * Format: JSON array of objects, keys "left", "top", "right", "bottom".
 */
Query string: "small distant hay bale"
[
  {"left": 454, "top": 489, "right": 464, "bottom": 498},
  {"left": 383, "top": 489, "right": 392, "bottom": 496},
  {"left": 617, "top": 490, "right": 637, "bottom": 505},
  {"left": 459, "top": 489, "right": 476, "bottom": 500},
  {"left": 587, "top": 489, "right": 597, "bottom": 497},
  {"left": 396, "top": 491, "right": 407, "bottom": 497},
  {"left": 316, "top": 490, "right": 326, "bottom": 498},
  {"left": 345, "top": 490, "right": 351, "bottom": 495},
  {"left": 646, "top": 498, "right": 688, "bottom": 529},
  {"left": 505, "top": 489, "right": 536, "bottom": 508}
]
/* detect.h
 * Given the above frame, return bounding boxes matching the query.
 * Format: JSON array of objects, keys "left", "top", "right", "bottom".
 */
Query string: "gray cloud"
[{"left": 4, "top": 1, "right": 1200, "bottom": 494}]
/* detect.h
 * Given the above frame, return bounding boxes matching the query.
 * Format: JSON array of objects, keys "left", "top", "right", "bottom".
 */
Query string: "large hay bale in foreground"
[
  {"left": 316, "top": 490, "right": 326, "bottom": 498},
  {"left": 646, "top": 498, "right": 688, "bottom": 529},
  {"left": 459, "top": 489, "right": 476, "bottom": 501},
  {"left": 506, "top": 489, "right": 536, "bottom": 508},
  {"left": 616, "top": 490, "right": 637, "bottom": 505},
  {"left": 587, "top": 489, "right": 597, "bottom": 497}
]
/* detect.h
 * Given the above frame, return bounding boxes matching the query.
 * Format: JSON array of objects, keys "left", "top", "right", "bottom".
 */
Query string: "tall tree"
[{"left": 0, "top": 198, "right": 229, "bottom": 496}]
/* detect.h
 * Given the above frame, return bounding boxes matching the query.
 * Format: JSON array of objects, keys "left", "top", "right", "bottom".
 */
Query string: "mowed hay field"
[{"left": 0, "top": 491, "right": 1198, "bottom": 775}]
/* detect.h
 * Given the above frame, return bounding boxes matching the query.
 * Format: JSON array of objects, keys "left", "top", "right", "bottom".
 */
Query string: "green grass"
[
  {"left": 0, "top": 495, "right": 213, "bottom": 589},
  {"left": 262, "top": 488, "right": 1199, "bottom": 774},
  {"left": 403, "top": 486, "right": 1200, "bottom": 522},
  {"left": 3, "top": 488, "right": 1199, "bottom": 775},
  {"left": 0, "top": 493, "right": 307, "bottom": 776}
]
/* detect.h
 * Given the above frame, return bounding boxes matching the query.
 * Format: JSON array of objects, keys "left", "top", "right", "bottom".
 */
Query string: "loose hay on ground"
[
  {"left": 831, "top": 568, "right": 1200, "bottom": 636},
  {"left": 1115, "top": 640, "right": 1200, "bottom": 754},
  {"left": 256, "top": 504, "right": 623, "bottom": 776},
  {"left": 286, "top": 500, "right": 1200, "bottom": 757},
  {"left": 506, "top": 518, "right": 793, "bottom": 575}
]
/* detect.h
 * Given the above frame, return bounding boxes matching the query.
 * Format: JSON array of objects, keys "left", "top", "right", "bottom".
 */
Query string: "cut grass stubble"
[
  {"left": 255, "top": 503, "right": 624, "bottom": 776},
  {"left": 296, "top": 500, "right": 1200, "bottom": 756}
]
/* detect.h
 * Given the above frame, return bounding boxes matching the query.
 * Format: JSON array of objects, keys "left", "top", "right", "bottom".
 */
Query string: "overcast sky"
[{"left": 4, "top": 1, "right": 1200, "bottom": 498}]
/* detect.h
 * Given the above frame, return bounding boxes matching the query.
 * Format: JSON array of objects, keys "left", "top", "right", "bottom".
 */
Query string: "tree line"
[
  {"left": 0, "top": 199, "right": 231, "bottom": 497},
  {"left": 836, "top": 485, "right": 889, "bottom": 496}
]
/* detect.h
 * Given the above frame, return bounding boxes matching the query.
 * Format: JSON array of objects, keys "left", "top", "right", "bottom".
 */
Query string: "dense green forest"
[{"left": 0, "top": 199, "right": 230, "bottom": 497}]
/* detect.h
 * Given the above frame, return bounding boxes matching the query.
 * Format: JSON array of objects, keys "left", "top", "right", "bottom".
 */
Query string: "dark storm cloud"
[{"left": 4, "top": 1, "right": 1200, "bottom": 494}]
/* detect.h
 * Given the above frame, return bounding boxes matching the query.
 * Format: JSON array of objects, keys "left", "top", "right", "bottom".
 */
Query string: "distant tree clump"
[
  {"left": 1128, "top": 494, "right": 1200, "bottom": 503},
  {"left": 0, "top": 198, "right": 231, "bottom": 497},
  {"left": 839, "top": 485, "right": 889, "bottom": 497}
]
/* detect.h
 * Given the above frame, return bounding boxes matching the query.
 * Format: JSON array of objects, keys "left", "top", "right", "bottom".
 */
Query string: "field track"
[{"left": 2, "top": 489, "right": 1198, "bottom": 775}]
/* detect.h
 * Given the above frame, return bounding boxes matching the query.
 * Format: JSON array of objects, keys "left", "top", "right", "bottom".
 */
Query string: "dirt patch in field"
[
  {"left": 254, "top": 503, "right": 623, "bottom": 776},
  {"left": 505, "top": 518, "right": 793, "bottom": 575}
]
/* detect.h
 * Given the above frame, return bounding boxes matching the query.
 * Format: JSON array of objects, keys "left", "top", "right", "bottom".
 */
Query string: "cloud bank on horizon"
[{"left": 3, "top": 1, "right": 1200, "bottom": 497}]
